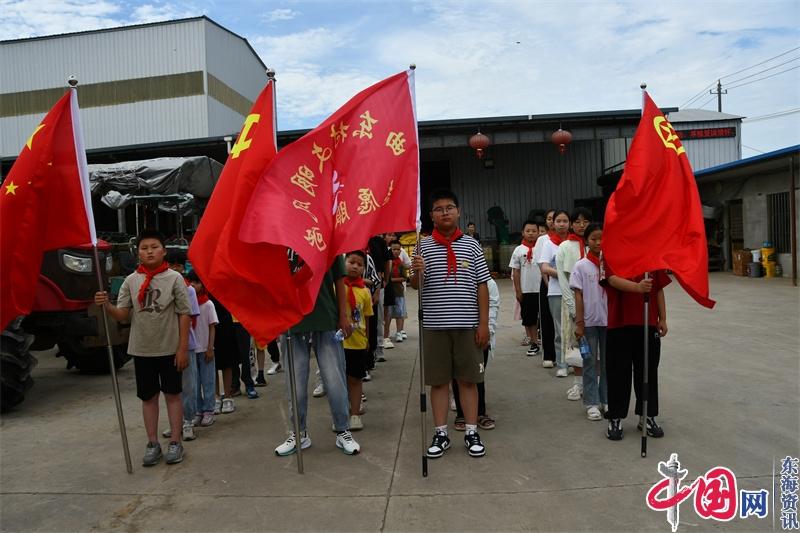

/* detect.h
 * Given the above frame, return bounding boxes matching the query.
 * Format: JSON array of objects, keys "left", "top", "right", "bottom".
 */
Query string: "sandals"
[
  {"left": 453, "top": 417, "right": 466, "bottom": 431},
  {"left": 478, "top": 415, "right": 496, "bottom": 430}
]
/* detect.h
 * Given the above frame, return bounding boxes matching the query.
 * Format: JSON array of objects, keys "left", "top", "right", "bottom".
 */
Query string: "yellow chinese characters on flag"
[{"left": 240, "top": 69, "right": 419, "bottom": 315}]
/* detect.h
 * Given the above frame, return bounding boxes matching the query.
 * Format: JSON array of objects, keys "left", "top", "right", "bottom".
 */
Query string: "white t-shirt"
[
  {"left": 509, "top": 243, "right": 541, "bottom": 293},
  {"left": 195, "top": 300, "right": 219, "bottom": 353},
  {"left": 535, "top": 237, "right": 562, "bottom": 296}
]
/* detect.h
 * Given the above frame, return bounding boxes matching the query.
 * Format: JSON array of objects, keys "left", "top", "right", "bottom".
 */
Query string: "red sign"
[{"left": 675, "top": 127, "right": 736, "bottom": 140}]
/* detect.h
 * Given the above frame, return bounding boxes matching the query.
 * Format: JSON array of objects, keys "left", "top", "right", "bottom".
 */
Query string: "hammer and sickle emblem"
[{"left": 653, "top": 116, "right": 685, "bottom": 156}]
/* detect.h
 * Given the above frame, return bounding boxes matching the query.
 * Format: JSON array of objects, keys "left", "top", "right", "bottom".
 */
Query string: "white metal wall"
[
  {"left": 207, "top": 98, "right": 247, "bottom": 138},
  {"left": 204, "top": 22, "right": 268, "bottom": 103}
]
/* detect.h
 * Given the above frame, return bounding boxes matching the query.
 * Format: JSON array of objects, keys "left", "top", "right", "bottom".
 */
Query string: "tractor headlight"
[
  {"left": 62, "top": 253, "right": 93, "bottom": 273},
  {"left": 105, "top": 255, "right": 113, "bottom": 273}
]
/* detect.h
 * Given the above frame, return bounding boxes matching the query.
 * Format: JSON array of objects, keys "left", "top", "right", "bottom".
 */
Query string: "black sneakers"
[
  {"left": 427, "top": 432, "right": 451, "bottom": 458},
  {"left": 464, "top": 431, "right": 486, "bottom": 457},
  {"left": 607, "top": 419, "right": 623, "bottom": 441},
  {"left": 637, "top": 417, "right": 665, "bottom": 438}
]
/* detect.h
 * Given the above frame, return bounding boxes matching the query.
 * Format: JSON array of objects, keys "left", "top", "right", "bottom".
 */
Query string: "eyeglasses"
[{"left": 432, "top": 205, "right": 458, "bottom": 214}]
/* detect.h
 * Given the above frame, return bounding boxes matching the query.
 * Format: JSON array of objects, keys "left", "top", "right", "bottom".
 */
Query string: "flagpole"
[
  {"left": 269, "top": 68, "right": 304, "bottom": 474},
  {"left": 407, "top": 63, "right": 427, "bottom": 478},
  {"left": 640, "top": 82, "right": 649, "bottom": 459},
  {"left": 69, "top": 76, "right": 133, "bottom": 473}
]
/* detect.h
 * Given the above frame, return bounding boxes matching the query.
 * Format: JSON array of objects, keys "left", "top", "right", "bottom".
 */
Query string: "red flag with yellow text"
[
  {"left": 603, "top": 92, "right": 715, "bottom": 308},
  {"left": 188, "top": 80, "right": 309, "bottom": 345},
  {"left": 0, "top": 90, "right": 97, "bottom": 329},
  {"left": 240, "top": 69, "right": 420, "bottom": 316}
]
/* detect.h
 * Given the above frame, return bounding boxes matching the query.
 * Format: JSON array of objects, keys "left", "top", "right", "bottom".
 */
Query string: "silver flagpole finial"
[{"left": 68, "top": 75, "right": 78, "bottom": 87}]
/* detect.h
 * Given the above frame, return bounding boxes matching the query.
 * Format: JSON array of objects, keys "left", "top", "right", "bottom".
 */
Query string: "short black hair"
[
  {"left": 467, "top": 222, "right": 476, "bottom": 227},
  {"left": 584, "top": 223, "right": 603, "bottom": 239},
  {"left": 185, "top": 270, "right": 202, "bottom": 283},
  {"left": 345, "top": 250, "right": 366, "bottom": 262},
  {"left": 552, "top": 209, "right": 570, "bottom": 222},
  {"left": 533, "top": 217, "right": 547, "bottom": 228},
  {"left": 570, "top": 207, "right": 593, "bottom": 223},
  {"left": 429, "top": 188, "right": 459, "bottom": 209},
  {"left": 522, "top": 219, "right": 538, "bottom": 230},
  {"left": 166, "top": 250, "right": 187, "bottom": 266},
  {"left": 136, "top": 229, "right": 165, "bottom": 248},
  {"left": 390, "top": 240, "right": 402, "bottom": 246}
]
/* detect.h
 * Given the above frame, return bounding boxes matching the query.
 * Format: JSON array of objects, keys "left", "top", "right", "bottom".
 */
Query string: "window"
[{"left": 767, "top": 192, "right": 791, "bottom": 253}]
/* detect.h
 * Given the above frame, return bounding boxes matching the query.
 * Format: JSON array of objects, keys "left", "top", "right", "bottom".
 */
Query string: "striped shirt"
[{"left": 416, "top": 234, "right": 491, "bottom": 329}]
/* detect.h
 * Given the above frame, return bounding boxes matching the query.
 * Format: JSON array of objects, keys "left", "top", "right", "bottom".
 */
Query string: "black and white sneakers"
[
  {"left": 464, "top": 431, "right": 486, "bottom": 457},
  {"left": 637, "top": 417, "right": 665, "bottom": 438},
  {"left": 607, "top": 418, "right": 623, "bottom": 441},
  {"left": 427, "top": 432, "right": 451, "bottom": 458}
]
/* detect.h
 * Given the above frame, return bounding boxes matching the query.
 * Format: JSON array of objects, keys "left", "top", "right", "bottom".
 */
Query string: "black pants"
[
  {"left": 367, "top": 301, "right": 378, "bottom": 370},
  {"left": 453, "top": 349, "right": 489, "bottom": 418},
  {"left": 231, "top": 323, "right": 255, "bottom": 389},
  {"left": 266, "top": 340, "right": 280, "bottom": 363},
  {"left": 606, "top": 326, "right": 661, "bottom": 419},
  {"left": 539, "top": 279, "right": 555, "bottom": 362}
]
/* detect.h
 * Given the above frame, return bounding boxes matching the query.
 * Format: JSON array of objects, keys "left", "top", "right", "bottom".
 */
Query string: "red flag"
[
  {"left": 188, "top": 80, "right": 308, "bottom": 346},
  {"left": 603, "top": 92, "right": 715, "bottom": 308},
  {"left": 240, "top": 69, "right": 419, "bottom": 316},
  {"left": 0, "top": 90, "right": 97, "bottom": 329}
]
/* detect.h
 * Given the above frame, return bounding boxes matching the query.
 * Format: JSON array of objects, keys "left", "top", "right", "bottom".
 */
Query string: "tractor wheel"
[
  {"left": 1, "top": 318, "right": 38, "bottom": 412},
  {"left": 58, "top": 340, "right": 130, "bottom": 374}
]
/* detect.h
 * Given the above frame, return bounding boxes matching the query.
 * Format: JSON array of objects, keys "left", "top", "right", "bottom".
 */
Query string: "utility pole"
[{"left": 709, "top": 79, "right": 727, "bottom": 112}]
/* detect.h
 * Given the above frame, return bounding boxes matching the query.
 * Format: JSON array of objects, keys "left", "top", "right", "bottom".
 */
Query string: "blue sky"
[{"left": 1, "top": 0, "right": 799, "bottom": 157}]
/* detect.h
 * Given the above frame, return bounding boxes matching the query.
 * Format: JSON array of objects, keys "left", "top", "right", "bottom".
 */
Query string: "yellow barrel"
[
  {"left": 761, "top": 247, "right": 776, "bottom": 264},
  {"left": 764, "top": 263, "right": 777, "bottom": 278}
]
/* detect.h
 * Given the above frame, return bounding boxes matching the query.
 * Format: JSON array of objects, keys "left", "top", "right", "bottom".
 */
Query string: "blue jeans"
[
  {"left": 281, "top": 331, "right": 350, "bottom": 432},
  {"left": 548, "top": 295, "right": 565, "bottom": 369},
  {"left": 182, "top": 349, "right": 198, "bottom": 423},
  {"left": 582, "top": 326, "right": 608, "bottom": 407},
  {"left": 195, "top": 351, "right": 216, "bottom": 414}
]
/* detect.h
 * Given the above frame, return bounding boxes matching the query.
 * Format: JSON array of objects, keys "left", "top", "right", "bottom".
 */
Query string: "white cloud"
[
  {"left": 130, "top": 3, "right": 198, "bottom": 24},
  {"left": 265, "top": 8, "right": 299, "bottom": 22},
  {"left": 0, "top": 0, "right": 123, "bottom": 40}
]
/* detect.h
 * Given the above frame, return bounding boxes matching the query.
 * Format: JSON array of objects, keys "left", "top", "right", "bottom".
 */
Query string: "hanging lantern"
[
  {"left": 551, "top": 128, "right": 572, "bottom": 155},
  {"left": 469, "top": 131, "right": 490, "bottom": 159}
]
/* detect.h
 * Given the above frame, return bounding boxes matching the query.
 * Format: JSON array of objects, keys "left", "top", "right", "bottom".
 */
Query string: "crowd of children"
[{"left": 97, "top": 189, "right": 668, "bottom": 468}]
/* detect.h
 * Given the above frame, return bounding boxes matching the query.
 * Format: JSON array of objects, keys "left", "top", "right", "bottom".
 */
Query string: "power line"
[
  {"left": 680, "top": 46, "right": 800, "bottom": 108},
  {"left": 727, "top": 65, "right": 800, "bottom": 90},
  {"left": 742, "top": 108, "right": 800, "bottom": 122},
  {"left": 724, "top": 56, "right": 800, "bottom": 85},
  {"left": 742, "top": 144, "right": 765, "bottom": 154},
  {"left": 719, "top": 46, "right": 800, "bottom": 80},
  {"left": 697, "top": 94, "right": 717, "bottom": 109}
]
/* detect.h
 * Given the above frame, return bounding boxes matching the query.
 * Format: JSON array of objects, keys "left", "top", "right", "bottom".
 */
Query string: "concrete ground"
[{"left": 0, "top": 273, "right": 798, "bottom": 532}]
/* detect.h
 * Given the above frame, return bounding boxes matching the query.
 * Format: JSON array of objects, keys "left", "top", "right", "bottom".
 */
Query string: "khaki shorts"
[{"left": 422, "top": 328, "right": 485, "bottom": 386}]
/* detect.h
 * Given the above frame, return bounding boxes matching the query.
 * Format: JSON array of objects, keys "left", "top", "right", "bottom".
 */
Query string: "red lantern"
[
  {"left": 551, "top": 128, "right": 572, "bottom": 155},
  {"left": 469, "top": 131, "right": 490, "bottom": 159}
]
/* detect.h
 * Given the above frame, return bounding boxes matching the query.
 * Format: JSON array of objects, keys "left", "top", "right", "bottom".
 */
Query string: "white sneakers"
[
  {"left": 587, "top": 405, "right": 603, "bottom": 421},
  {"left": 349, "top": 414, "right": 364, "bottom": 430},
  {"left": 336, "top": 430, "right": 361, "bottom": 455},
  {"left": 312, "top": 382, "right": 326, "bottom": 397},
  {"left": 566, "top": 383, "right": 583, "bottom": 401},
  {"left": 542, "top": 360, "right": 554, "bottom": 368},
  {"left": 182, "top": 422, "right": 196, "bottom": 441},
  {"left": 555, "top": 367, "right": 568, "bottom": 377},
  {"left": 383, "top": 338, "right": 395, "bottom": 349},
  {"left": 275, "top": 431, "right": 312, "bottom": 456},
  {"left": 393, "top": 331, "right": 407, "bottom": 342},
  {"left": 266, "top": 361, "right": 282, "bottom": 375},
  {"left": 221, "top": 398, "right": 235, "bottom": 414}
]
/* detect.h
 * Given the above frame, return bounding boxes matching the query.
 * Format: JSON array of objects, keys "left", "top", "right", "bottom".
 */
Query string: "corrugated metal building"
[
  {"left": 1, "top": 16, "right": 745, "bottom": 254},
  {"left": 0, "top": 16, "right": 267, "bottom": 158}
]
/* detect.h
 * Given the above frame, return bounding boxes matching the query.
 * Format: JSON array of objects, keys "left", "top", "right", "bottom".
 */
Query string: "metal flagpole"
[
  {"left": 639, "top": 82, "right": 650, "bottom": 458},
  {"left": 92, "top": 246, "right": 133, "bottom": 473},
  {"left": 69, "top": 76, "right": 132, "bottom": 473},
  {"left": 416, "top": 230, "right": 428, "bottom": 477},
  {"left": 285, "top": 329, "right": 304, "bottom": 474}
]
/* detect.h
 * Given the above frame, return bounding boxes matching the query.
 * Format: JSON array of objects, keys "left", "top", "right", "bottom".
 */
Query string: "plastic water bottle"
[
  {"left": 334, "top": 329, "right": 345, "bottom": 342},
  {"left": 579, "top": 336, "right": 591, "bottom": 357}
]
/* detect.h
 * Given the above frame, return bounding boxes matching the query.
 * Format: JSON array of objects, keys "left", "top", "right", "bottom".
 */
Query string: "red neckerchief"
[
  {"left": 548, "top": 231, "right": 564, "bottom": 246},
  {"left": 521, "top": 239, "right": 536, "bottom": 263},
  {"left": 197, "top": 291, "right": 209, "bottom": 306},
  {"left": 343, "top": 277, "right": 366, "bottom": 319},
  {"left": 391, "top": 257, "right": 403, "bottom": 277},
  {"left": 567, "top": 233, "right": 586, "bottom": 258},
  {"left": 586, "top": 250, "right": 601, "bottom": 269},
  {"left": 432, "top": 228, "right": 464, "bottom": 280},
  {"left": 136, "top": 262, "right": 169, "bottom": 306}
]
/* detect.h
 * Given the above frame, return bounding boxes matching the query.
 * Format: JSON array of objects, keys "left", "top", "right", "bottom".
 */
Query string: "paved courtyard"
[{"left": 0, "top": 272, "right": 798, "bottom": 532}]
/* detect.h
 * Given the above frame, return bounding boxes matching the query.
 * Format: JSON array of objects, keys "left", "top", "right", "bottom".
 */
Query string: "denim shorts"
[{"left": 392, "top": 297, "right": 407, "bottom": 318}]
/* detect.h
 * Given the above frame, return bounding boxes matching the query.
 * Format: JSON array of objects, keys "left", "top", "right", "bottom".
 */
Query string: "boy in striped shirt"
[{"left": 411, "top": 189, "right": 491, "bottom": 458}]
